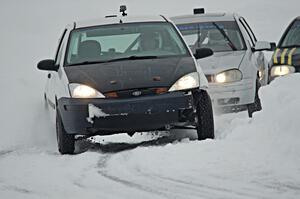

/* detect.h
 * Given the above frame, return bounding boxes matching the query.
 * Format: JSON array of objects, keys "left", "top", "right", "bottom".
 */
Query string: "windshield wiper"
[
  {"left": 104, "top": 55, "right": 158, "bottom": 63},
  {"left": 67, "top": 56, "right": 158, "bottom": 66},
  {"left": 280, "top": 44, "right": 300, "bottom": 48},
  {"left": 67, "top": 60, "right": 106, "bottom": 66},
  {"left": 212, "top": 22, "right": 237, "bottom": 51}
]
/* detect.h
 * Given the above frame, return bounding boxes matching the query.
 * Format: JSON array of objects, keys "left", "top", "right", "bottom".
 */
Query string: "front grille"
[{"left": 104, "top": 87, "right": 168, "bottom": 99}]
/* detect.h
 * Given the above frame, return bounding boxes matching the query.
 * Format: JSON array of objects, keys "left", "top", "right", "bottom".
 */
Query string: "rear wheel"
[
  {"left": 194, "top": 90, "right": 215, "bottom": 140},
  {"left": 247, "top": 79, "right": 262, "bottom": 118},
  {"left": 56, "top": 110, "right": 75, "bottom": 154}
]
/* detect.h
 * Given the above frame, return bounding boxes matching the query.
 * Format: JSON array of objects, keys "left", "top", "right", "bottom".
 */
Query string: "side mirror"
[
  {"left": 270, "top": 42, "right": 276, "bottom": 51},
  {"left": 194, "top": 48, "right": 214, "bottom": 59},
  {"left": 37, "top": 59, "right": 59, "bottom": 71},
  {"left": 253, "top": 41, "right": 276, "bottom": 52}
]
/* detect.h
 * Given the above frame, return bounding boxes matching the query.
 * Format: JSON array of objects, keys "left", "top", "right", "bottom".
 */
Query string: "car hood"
[
  {"left": 196, "top": 51, "right": 246, "bottom": 75},
  {"left": 64, "top": 56, "right": 196, "bottom": 93},
  {"left": 271, "top": 47, "right": 300, "bottom": 71}
]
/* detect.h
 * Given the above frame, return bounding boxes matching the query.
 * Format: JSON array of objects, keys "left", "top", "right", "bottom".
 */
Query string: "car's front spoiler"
[{"left": 57, "top": 92, "right": 194, "bottom": 135}]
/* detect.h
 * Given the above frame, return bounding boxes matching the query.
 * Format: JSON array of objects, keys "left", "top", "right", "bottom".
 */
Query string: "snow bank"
[{"left": 102, "top": 74, "right": 300, "bottom": 198}]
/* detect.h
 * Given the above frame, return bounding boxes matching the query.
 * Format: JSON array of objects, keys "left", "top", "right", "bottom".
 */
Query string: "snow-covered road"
[
  {"left": 1, "top": 0, "right": 300, "bottom": 198},
  {"left": 1, "top": 74, "right": 300, "bottom": 199}
]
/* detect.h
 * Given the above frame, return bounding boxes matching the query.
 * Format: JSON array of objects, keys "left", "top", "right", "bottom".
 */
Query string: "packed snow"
[
  {"left": 87, "top": 104, "right": 110, "bottom": 123},
  {"left": 87, "top": 104, "right": 128, "bottom": 124},
  {"left": 0, "top": 0, "right": 300, "bottom": 198}
]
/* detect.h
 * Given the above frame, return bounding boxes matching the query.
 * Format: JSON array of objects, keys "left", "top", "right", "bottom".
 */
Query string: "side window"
[
  {"left": 55, "top": 29, "right": 67, "bottom": 65},
  {"left": 239, "top": 17, "right": 257, "bottom": 47}
]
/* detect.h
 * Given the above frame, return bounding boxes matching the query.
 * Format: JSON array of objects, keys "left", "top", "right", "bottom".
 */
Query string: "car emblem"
[{"left": 132, "top": 91, "right": 142, "bottom": 96}]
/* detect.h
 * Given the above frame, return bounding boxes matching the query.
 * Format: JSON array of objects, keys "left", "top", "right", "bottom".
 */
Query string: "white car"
[
  {"left": 37, "top": 8, "right": 215, "bottom": 154},
  {"left": 171, "top": 9, "right": 275, "bottom": 117}
]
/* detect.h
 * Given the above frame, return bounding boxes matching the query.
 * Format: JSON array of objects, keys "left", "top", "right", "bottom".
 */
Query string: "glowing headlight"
[
  {"left": 215, "top": 69, "right": 242, "bottom": 83},
  {"left": 270, "top": 65, "right": 295, "bottom": 77},
  {"left": 258, "top": 71, "right": 262, "bottom": 78},
  {"left": 169, "top": 72, "right": 199, "bottom": 92},
  {"left": 258, "top": 68, "right": 264, "bottom": 80},
  {"left": 69, "top": 83, "right": 105, "bottom": 98}
]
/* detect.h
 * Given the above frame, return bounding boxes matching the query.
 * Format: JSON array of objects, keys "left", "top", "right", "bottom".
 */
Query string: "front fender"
[{"left": 194, "top": 58, "right": 209, "bottom": 90}]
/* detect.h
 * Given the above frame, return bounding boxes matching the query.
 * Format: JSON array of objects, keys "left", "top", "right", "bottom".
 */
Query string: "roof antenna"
[{"left": 120, "top": 5, "right": 127, "bottom": 16}]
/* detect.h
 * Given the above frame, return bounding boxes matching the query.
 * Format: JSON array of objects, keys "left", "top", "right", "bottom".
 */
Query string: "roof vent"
[{"left": 194, "top": 8, "right": 205, "bottom": 15}]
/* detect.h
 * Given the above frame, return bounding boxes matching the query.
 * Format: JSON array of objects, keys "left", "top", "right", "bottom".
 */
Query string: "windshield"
[
  {"left": 65, "top": 22, "right": 189, "bottom": 65},
  {"left": 177, "top": 21, "right": 246, "bottom": 53},
  {"left": 280, "top": 20, "right": 300, "bottom": 48}
]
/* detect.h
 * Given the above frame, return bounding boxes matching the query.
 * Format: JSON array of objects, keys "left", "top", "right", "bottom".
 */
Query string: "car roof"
[
  {"left": 170, "top": 13, "right": 237, "bottom": 24},
  {"left": 73, "top": 15, "right": 168, "bottom": 29}
]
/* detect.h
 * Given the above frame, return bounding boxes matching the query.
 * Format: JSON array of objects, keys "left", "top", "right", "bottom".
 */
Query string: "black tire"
[
  {"left": 56, "top": 110, "right": 75, "bottom": 154},
  {"left": 194, "top": 90, "right": 215, "bottom": 140},
  {"left": 247, "top": 79, "right": 262, "bottom": 118}
]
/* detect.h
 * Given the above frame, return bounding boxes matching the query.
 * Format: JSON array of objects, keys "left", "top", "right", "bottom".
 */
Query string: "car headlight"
[
  {"left": 258, "top": 67, "right": 265, "bottom": 80},
  {"left": 215, "top": 69, "right": 242, "bottom": 83},
  {"left": 270, "top": 65, "right": 295, "bottom": 77},
  {"left": 69, "top": 83, "right": 105, "bottom": 98},
  {"left": 169, "top": 72, "right": 200, "bottom": 92}
]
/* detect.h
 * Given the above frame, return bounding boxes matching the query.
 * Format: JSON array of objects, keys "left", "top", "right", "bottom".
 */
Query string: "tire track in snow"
[
  {"left": 146, "top": 174, "right": 271, "bottom": 199},
  {"left": 0, "top": 185, "right": 33, "bottom": 194},
  {"left": 255, "top": 180, "right": 300, "bottom": 196},
  {"left": 95, "top": 153, "right": 243, "bottom": 199},
  {"left": 0, "top": 150, "right": 14, "bottom": 157},
  {"left": 116, "top": 162, "right": 266, "bottom": 199},
  {"left": 0, "top": 180, "right": 35, "bottom": 196},
  {"left": 93, "top": 142, "right": 276, "bottom": 199},
  {"left": 96, "top": 154, "right": 179, "bottom": 199}
]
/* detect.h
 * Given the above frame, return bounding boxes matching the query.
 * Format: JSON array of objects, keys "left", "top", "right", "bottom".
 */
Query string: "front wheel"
[
  {"left": 56, "top": 110, "right": 75, "bottom": 154},
  {"left": 194, "top": 90, "right": 215, "bottom": 140},
  {"left": 247, "top": 79, "right": 262, "bottom": 118}
]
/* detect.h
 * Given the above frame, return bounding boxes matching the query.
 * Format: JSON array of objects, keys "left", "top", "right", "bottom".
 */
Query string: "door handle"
[{"left": 48, "top": 73, "right": 51, "bottom": 79}]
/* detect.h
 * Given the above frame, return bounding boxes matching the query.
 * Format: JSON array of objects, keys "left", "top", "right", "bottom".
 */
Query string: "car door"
[
  {"left": 46, "top": 29, "right": 67, "bottom": 111},
  {"left": 239, "top": 17, "right": 268, "bottom": 85}
]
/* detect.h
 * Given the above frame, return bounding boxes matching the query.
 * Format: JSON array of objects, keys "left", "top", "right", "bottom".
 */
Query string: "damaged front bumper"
[{"left": 57, "top": 92, "right": 194, "bottom": 135}]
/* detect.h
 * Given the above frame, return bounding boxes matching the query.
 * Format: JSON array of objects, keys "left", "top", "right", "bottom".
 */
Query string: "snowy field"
[{"left": 0, "top": 0, "right": 300, "bottom": 198}]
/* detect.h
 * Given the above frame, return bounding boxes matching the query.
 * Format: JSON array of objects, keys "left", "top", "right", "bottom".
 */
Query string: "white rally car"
[
  {"left": 171, "top": 9, "right": 275, "bottom": 117},
  {"left": 37, "top": 7, "right": 215, "bottom": 154}
]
